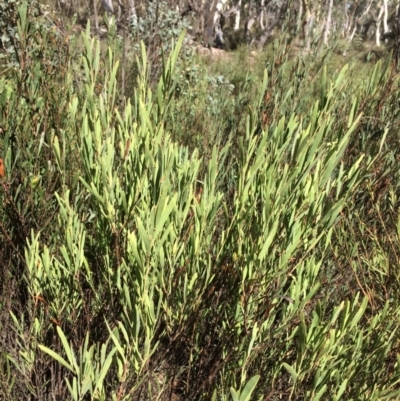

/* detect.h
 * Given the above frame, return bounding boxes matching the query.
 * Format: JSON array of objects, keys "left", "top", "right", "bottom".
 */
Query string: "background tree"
[{"left": 22, "top": 0, "right": 399, "bottom": 51}]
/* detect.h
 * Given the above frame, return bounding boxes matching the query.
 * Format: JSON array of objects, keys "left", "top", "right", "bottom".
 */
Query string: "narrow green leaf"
[
  {"left": 230, "top": 388, "right": 239, "bottom": 401},
  {"left": 239, "top": 375, "right": 260, "bottom": 401},
  {"left": 106, "top": 321, "right": 125, "bottom": 359},
  {"left": 259, "top": 219, "right": 279, "bottom": 261},
  {"left": 334, "top": 378, "right": 348, "bottom": 400},
  {"left": 94, "top": 347, "right": 117, "bottom": 394},
  {"left": 350, "top": 296, "right": 368, "bottom": 330},
  {"left": 137, "top": 217, "right": 151, "bottom": 253},
  {"left": 57, "top": 326, "right": 77, "bottom": 372},
  {"left": 313, "top": 384, "right": 327, "bottom": 401},
  {"left": 282, "top": 362, "right": 298, "bottom": 382},
  {"left": 38, "top": 344, "right": 74, "bottom": 373}
]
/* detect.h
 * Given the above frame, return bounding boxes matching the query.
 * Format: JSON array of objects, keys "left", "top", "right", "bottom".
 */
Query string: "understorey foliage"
[{"left": 1, "top": 2, "right": 400, "bottom": 401}]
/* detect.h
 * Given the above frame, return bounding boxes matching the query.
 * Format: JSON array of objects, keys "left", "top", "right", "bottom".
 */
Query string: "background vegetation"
[{"left": 2, "top": 1, "right": 400, "bottom": 400}]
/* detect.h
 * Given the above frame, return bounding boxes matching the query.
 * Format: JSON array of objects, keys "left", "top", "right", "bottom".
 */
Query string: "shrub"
[{"left": 2, "top": 3, "right": 400, "bottom": 400}]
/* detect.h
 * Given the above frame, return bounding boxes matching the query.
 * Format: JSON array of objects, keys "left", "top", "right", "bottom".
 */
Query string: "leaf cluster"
[{"left": 1, "top": 3, "right": 400, "bottom": 401}]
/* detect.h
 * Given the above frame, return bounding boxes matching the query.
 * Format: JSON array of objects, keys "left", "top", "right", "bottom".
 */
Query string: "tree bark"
[
  {"left": 383, "top": 0, "right": 389, "bottom": 34},
  {"left": 302, "top": 0, "right": 314, "bottom": 50},
  {"left": 93, "top": 0, "right": 99, "bottom": 34},
  {"left": 203, "top": 0, "right": 218, "bottom": 46},
  {"left": 255, "top": 1, "right": 288, "bottom": 48},
  {"left": 323, "top": 0, "right": 333, "bottom": 45},
  {"left": 376, "top": 4, "right": 384, "bottom": 46}
]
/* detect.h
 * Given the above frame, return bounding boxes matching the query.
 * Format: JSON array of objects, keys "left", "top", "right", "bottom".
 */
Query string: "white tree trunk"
[
  {"left": 233, "top": 0, "right": 242, "bottom": 31},
  {"left": 93, "top": 0, "right": 99, "bottom": 33},
  {"left": 302, "top": 0, "right": 314, "bottom": 50},
  {"left": 297, "top": 0, "right": 303, "bottom": 36},
  {"left": 259, "top": 0, "right": 265, "bottom": 30},
  {"left": 323, "top": 0, "right": 333, "bottom": 45},
  {"left": 343, "top": 1, "right": 349, "bottom": 37},
  {"left": 383, "top": 0, "right": 389, "bottom": 34},
  {"left": 376, "top": 4, "right": 384, "bottom": 47},
  {"left": 349, "top": 26, "right": 357, "bottom": 41},
  {"left": 344, "top": 0, "right": 374, "bottom": 40}
]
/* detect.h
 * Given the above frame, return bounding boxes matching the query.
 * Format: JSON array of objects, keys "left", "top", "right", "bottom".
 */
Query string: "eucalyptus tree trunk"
[
  {"left": 93, "top": 0, "right": 99, "bottom": 33},
  {"left": 255, "top": 0, "right": 288, "bottom": 48},
  {"left": 376, "top": 4, "right": 384, "bottom": 46},
  {"left": 302, "top": 0, "right": 314, "bottom": 49},
  {"left": 234, "top": 0, "right": 242, "bottom": 30},
  {"left": 323, "top": 0, "right": 333, "bottom": 45},
  {"left": 343, "top": 0, "right": 375, "bottom": 41},
  {"left": 203, "top": 0, "right": 218, "bottom": 46},
  {"left": 259, "top": 0, "right": 266, "bottom": 30},
  {"left": 396, "top": 2, "right": 400, "bottom": 63},
  {"left": 383, "top": 0, "right": 389, "bottom": 35},
  {"left": 296, "top": 0, "right": 303, "bottom": 36}
]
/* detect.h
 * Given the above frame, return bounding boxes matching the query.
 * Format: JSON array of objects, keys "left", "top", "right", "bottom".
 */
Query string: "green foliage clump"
[
  {"left": 2, "top": 3, "right": 400, "bottom": 401},
  {"left": 0, "top": 0, "right": 44, "bottom": 70}
]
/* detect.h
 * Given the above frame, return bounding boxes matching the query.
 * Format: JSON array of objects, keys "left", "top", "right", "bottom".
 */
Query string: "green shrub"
[{"left": 2, "top": 3, "right": 400, "bottom": 401}]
